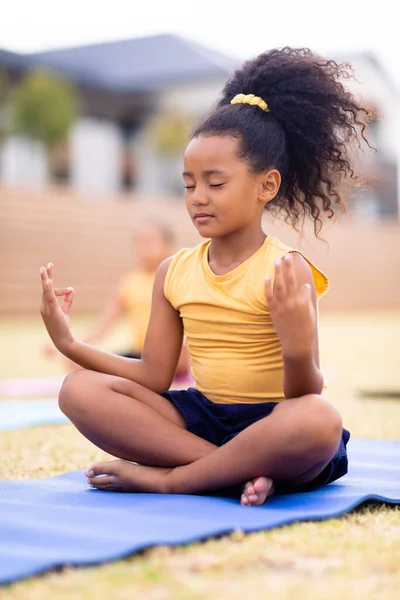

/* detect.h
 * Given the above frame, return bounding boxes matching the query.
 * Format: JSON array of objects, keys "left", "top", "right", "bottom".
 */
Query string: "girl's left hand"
[
  {"left": 40, "top": 263, "right": 75, "bottom": 355},
  {"left": 265, "top": 254, "right": 316, "bottom": 358}
]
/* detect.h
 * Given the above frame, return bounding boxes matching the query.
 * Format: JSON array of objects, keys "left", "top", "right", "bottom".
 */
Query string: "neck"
[{"left": 208, "top": 224, "right": 266, "bottom": 269}]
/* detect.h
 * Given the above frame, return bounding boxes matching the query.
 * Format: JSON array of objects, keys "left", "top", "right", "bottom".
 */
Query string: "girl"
[{"left": 40, "top": 47, "right": 368, "bottom": 506}]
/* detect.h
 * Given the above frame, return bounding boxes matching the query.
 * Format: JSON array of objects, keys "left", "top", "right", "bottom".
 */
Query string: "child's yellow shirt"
[
  {"left": 165, "top": 236, "right": 328, "bottom": 404},
  {"left": 118, "top": 271, "right": 155, "bottom": 353}
]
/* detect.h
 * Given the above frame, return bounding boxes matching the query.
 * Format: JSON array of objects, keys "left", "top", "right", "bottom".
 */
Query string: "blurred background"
[{"left": 0, "top": 0, "right": 399, "bottom": 417}]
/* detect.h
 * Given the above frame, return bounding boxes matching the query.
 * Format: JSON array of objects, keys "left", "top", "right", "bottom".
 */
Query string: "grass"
[{"left": 1, "top": 311, "right": 400, "bottom": 599}]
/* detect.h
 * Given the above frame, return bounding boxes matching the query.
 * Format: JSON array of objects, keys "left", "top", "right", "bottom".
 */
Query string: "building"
[
  {"left": 0, "top": 34, "right": 238, "bottom": 196},
  {"left": 0, "top": 39, "right": 398, "bottom": 216},
  {"left": 338, "top": 52, "right": 399, "bottom": 218}
]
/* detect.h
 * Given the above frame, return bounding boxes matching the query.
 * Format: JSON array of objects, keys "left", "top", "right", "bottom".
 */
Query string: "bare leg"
[
  {"left": 87, "top": 394, "right": 343, "bottom": 502},
  {"left": 59, "top": 370, "right": 216, "bottom": 467}
]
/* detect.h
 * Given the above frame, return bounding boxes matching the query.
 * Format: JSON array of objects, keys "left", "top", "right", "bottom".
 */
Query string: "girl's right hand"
[{"left": 40, "top": 263, "right": 75, "bottom": 355}]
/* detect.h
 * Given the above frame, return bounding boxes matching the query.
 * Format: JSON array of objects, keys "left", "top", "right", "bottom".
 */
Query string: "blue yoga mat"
[
  {"left": 0, "top": 400, "right": 68, "bottom": 431},
  {"left": 0, "top": 437, "right": 399, "bottom": 584}
]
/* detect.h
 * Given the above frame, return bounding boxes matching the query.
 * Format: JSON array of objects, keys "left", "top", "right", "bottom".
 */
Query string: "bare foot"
[
  {"left": 240, "top": 477, "right": 275, "bottom": 506},
  {"left": 85, "top": 460, "right": 172, "bottom": 493}
]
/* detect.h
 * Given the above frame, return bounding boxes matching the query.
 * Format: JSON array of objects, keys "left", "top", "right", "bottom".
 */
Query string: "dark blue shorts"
[{"left": 162, "top": 387, "right": 350, "bottom": 494}]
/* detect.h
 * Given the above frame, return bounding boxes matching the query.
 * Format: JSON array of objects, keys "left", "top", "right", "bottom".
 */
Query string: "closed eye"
[{"left": 184, "top": 183, "right": 225, "bottom": 190}]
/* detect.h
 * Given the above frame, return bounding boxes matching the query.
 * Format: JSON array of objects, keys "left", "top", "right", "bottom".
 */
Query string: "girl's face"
[{"left": 183, "top": 135, "right": 279, "bottom": 239}]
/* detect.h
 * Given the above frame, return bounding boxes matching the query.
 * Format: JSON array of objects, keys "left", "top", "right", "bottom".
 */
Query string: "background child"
[
  {"left": 40, "top": 47, "right": 369, "bottom": 506},
  {"left": 43, "top": 221, "right": 190, "bottom": 379}
]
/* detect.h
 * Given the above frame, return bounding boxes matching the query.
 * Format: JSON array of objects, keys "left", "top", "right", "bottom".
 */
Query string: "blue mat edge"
[{"left": 2, "top": 492, "right": 399, "bottom": 586}]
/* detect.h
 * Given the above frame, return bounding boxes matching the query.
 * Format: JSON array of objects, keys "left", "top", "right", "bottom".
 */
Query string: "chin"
[
  {"left": 197, "top": 230, "right": 212, "bottom": 239},
  {"left": 192, "top": 221, "right": 212, "bottom": 237}
]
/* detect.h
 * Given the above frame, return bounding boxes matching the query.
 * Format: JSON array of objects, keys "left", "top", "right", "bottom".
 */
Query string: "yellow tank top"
[
  {"left": 164, "top": 236, "right": 328, "bottom": 404},
  {"left": 118, "top": 271, "right": 156, "bottom": 353}
]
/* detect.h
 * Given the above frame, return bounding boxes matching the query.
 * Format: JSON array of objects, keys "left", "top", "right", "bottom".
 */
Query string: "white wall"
[
  {"left": 345, "top": 57, "right": 397, "bottom": 160},
  {"left": 70, "top": 118, "right": 123, "bottom": 195},
  {"left": 133, "top": 78, "right": 225, "bottom": 196},
  {"left": 131, "top": 128, "right": 166, "bottom": 195},
  {"left": 158, "top": 79, "right": 224, "bottom": 116},
  {"left": 0, "top": 136, "right": 49, "bottom": 188}
]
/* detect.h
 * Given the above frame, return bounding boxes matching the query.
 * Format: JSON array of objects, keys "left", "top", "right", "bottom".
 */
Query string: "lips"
[{"left": 193, "top": 213, "right": 214, "bottom": 219}]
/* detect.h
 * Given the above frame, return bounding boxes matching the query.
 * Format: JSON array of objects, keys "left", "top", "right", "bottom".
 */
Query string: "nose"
[{"left": 192, "top": 185, "right": 209, "bottom": 207}]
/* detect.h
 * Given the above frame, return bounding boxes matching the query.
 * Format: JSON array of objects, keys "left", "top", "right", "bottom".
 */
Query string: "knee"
[
  {"left": 58, "top": 369, "right": 96, "bottom": 417},
  {"left": 305, "top": 394, "right": 343, "bottom": 452}
]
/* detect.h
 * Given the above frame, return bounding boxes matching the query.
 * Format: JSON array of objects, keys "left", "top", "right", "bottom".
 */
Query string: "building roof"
[
  {"left": 0, "top": 48, "right": 30, "bottom": 72},
  {"left": 28, "top": 34, "right": 238, "bottom": 92}
]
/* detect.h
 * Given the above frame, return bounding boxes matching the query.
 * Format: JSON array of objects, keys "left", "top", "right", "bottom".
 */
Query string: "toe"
[
  {"left": 85, "top": 462, "right": 103, "bottom": 477},
  {"left": 89, "top": 482, "right": 117, "bottom": 492},
  {"left": 88, "top": 475, "right": 114, "bottom": 487},
  {"left": 85, "top": 461, "right": 118, "bottom": 478},
  {"left": 240, "top": 494, "right": 250, "bottom": 506},
  {"left": 244, "top": 481, "right": 255, "bottom": 495},
  {"left": 254, "top": 477, "right": 274, "bottom": 493}
]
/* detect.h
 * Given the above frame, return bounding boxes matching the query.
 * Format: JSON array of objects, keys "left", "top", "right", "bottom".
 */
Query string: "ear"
[{"left": 258, "top": 169, "right": 281, "bottom": 206}]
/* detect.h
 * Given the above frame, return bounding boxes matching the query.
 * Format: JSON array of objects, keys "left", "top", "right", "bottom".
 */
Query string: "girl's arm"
[
  {"left": 42, "top": 293, "right": 124, "bottom": 359},
  {"left": 265, "top": 253, "right": 324, "bottom": 399},
  {"left": 40, "top": 257, "right": 183, "bottom": 393}
]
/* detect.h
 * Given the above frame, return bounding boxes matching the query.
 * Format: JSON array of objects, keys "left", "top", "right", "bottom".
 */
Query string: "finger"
[
  {"left": 273, "top": 259, "right": 285, "bottom": 301},
  {"left": 61, "top": 290, "right": 74, "bottom": 315},
  {"left": 40, "top": 266, "right": 48, "bottom": 288},
  {"left": 40, "top": 267, "right": 52, "bottom": 293},
  {"left": 264, "top": 275, "right": 273, "bottom": 302},
  {"left": 282, "top": 254, "right": 297, "bottom": 297},
  {"left": 53, "top": 287, "right": 74, "bottom": 297},
  {"left": 301, "top": 282, "right": 312, "bottom": 303},
  {"left": 47, "top": 263, "right": 54, "bottom": 280},
  {"left": 40, "top": 268, "right": 56, "bottom": 302}
]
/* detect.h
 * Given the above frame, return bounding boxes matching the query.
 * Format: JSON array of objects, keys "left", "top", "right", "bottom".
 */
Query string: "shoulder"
[
  {"left": 264, "top": 236, "right": 329, "bottom": 297},
  {"left": 289, "top": 252, "right": 314, "bottom": 281},
  {"left": 288, "top": 251, "right": 329, "bottom": 298},
  {"left": 163, "top": 241, "right": 208, "bottom": 300}
]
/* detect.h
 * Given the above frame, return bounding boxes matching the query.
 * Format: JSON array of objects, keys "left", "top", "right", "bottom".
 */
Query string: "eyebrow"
[{"left": 182, "top": 169, "right": 228, "bottom": 177}]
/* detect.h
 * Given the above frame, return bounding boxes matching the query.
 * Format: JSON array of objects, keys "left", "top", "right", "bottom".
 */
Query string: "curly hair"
[{"left": 192, "top": 47, "right": 372, "bottom": 234}]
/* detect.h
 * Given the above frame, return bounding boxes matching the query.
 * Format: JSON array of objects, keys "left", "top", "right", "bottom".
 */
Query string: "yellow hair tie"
[{"left": 230, "top": 93, "right": 270, "bottom": 113}]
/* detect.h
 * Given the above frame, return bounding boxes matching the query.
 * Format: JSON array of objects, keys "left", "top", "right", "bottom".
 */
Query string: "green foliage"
[
  {"left": 148, "top": 110, "right": 192, "bottom": 156},
  {"left": 0, "top": 68, "right": 8, "bottom": 106},
  {"left": 12, "top": 69, "right": 77, "bottom": 147},
  {"left": 0, "top": 68, "right": 10, "bottom": 139}
]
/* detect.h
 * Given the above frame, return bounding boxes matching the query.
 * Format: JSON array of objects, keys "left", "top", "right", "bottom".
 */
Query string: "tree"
[
  {"left": 0, "top": 69, "right": 10, "bottom": 140},
  {"left": 12, "top": 69, "right": 77, "bottom": 147},
  {"left": 146, "top": 109, "right": 194, "bottom": 194},
  {"left": 148, "top": 110, "right": 192, "bottom": 156}
]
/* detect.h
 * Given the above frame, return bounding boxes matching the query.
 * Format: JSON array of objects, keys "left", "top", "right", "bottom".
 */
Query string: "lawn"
[{"left": 0, "top": 311, "right": 399, "bottom": 599}]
